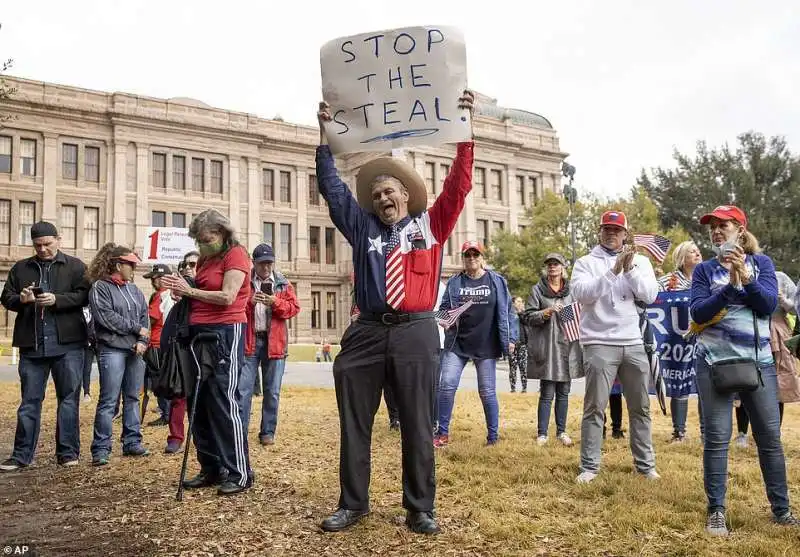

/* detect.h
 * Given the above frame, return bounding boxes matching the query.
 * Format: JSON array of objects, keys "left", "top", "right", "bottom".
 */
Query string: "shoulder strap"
[{"left": 753, "top": 311, "right": 759, "bottom": 358}]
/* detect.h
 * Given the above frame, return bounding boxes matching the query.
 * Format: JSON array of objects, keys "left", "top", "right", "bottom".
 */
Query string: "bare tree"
[{"left": 0, "top": 23, "right": 17, "bottom": 123}]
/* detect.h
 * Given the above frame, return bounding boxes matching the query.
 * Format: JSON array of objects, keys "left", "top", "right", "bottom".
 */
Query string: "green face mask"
[{"left": 198, "top": 241, "right": 223, "bottom": 256}]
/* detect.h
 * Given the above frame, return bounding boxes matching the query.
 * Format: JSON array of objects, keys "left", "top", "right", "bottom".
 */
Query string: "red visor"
[
  {"left": 116, "top": 253, "right": 141, "bottom": 265},
  {"left": 699, "top": 205, "right": 747, "bottom": 228}
]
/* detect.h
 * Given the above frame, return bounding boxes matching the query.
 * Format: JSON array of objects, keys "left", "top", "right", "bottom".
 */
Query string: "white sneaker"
[
  {"left": 557, "top": 433, "right": 573, "bottom": 447},
  {"left": 536, "top": 435, "right": 548, "bottom": 446},
  {"left": 575, "top": 471, "right": 597, "bottom": 484},
  {"left": 734, "top": 433, "right": 749, "bottom": 448},
  {"left": 642, "top": 469, "right": 661, "bottom": 480}
]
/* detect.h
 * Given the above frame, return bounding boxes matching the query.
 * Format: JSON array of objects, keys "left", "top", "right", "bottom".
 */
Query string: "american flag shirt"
[{"left": 316, "top": 142, "right": 475, "bottom": 313}]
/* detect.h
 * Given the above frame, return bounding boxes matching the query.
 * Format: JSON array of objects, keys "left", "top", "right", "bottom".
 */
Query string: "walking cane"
[{"left": 176, "top": 332, "right": 219, "bottom": 502}]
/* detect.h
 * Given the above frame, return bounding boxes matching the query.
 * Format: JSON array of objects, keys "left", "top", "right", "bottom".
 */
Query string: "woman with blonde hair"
[
  {"left": 691, "top": 205, "right": 798, "bottom": 535},
  {"left": 658, "top": 240, "right": 702, "bottom": 442}
]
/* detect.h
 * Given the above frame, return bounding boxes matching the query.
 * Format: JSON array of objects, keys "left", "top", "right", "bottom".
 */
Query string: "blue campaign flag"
[{"left": 645, "top": 290, "right": 697, "bottom": 398}]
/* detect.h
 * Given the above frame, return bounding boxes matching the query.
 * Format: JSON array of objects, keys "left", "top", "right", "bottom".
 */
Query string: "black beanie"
[{"left": 30, "top": 221, "right": 59, "bottom": 239}]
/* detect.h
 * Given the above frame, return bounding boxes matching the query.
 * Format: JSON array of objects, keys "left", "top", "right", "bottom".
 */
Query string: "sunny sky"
[{"left": 2, "top": 0, "right": 798, "bottom": 199}]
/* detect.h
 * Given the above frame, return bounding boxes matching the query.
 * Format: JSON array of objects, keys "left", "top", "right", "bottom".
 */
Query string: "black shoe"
[
  {"left": 612, "top": 429, "right": 625, "bottom": 439},
  {"left": 147, "top": 416, "right": 168, "bottom": 427},
  {"left": 182, "top": 471, "right": 224, "bottom": 489},
  {"left": 217, "top": 478, "right": 252, "bottom": 496},
  {"left": 406, "top": 511, "right": 440, "bottom": 535},
  {"left": 320, "top": 508, "right": 369, "bottom": 532},
  {"left": 510, "top": 387, "right": 516, "bottom": 393},
  {"left": 389, "top": 420, "right": 400, "bottom": 431}
]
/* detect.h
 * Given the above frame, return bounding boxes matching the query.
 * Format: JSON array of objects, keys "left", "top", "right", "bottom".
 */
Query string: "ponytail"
[{"left": 739, "top": 229, "right": 761, "bottom": 255}]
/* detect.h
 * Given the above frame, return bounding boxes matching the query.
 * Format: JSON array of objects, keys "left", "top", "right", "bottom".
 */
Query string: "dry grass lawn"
[{"left": 1, "top": 381, "right": 799, "bottom": 556}]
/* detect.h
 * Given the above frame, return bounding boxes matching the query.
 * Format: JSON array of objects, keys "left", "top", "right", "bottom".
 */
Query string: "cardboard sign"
[
  {"left": 320, "top": 26, "right": 471, "bottom": 154},
  {"left": 142, "top": 227, "right": 196, "bottom": 264}
]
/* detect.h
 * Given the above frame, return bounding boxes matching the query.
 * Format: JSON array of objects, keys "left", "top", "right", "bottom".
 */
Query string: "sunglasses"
[
  {"left": 185, "top": 261, "right": 197, "bottom": 268},
  {"left": 462, "top": 251, "right": 482, "bottom": 259}
]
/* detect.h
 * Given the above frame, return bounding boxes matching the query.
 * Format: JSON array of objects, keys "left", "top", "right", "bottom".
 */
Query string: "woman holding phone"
[
  {"left": 87, "top": 243, "right": 150, "bottom": 466},
  {"left": 690, "top": 205, "right": 799, "bottom": 536}
]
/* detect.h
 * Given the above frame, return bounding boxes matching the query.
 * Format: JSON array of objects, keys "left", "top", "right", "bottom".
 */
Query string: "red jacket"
[{"left": 244, "top": 270, "right": 300, "bottom": 358}]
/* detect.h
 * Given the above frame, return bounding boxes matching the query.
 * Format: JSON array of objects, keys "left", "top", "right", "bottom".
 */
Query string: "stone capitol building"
[{"left": 0, "top": 76, "right": 567, "bottom": 344}]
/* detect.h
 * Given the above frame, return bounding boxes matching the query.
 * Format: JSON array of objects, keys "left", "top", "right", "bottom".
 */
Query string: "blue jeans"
[
  {"left": 436, "top": 351, "right": 499, "bottom": 442},
  {"left": 12, "top": 349, "right": 84, "bottom": 465},
  {"left": 91, "top": 346, "right": 146, "bottom": 457},
  {"left": 696, "top": 359, "right": 790, "bottom": 517},
  {"left": 238, "top": 336, "right": 286, "bottom": 439},
  {"left": 538, "top": 380, "right": 571, "bottom": 437}
]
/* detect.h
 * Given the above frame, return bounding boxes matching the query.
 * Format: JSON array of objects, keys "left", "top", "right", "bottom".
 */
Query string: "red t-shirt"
[
  {"left": 148, "top": 288, "right": 168, "bottom": 348},
  {"left": 189, "top": 245, "right": 252, "bottom": 325}
]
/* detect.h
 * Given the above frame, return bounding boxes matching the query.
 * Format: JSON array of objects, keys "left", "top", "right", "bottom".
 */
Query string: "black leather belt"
[
  {"left": 255, "top": 331, "right": 268, "bottom": 338},
  {"left": 358, "top": 311, "right": 436, "bottom": 326}
]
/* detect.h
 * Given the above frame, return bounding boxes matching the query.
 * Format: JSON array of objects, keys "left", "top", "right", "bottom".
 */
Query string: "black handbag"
[{"left": 709, "top": 311, "right": 765, "bottom": 394}]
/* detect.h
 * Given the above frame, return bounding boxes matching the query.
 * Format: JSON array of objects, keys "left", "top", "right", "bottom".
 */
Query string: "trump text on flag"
[{"left": 319, "top": 26, "right": 471, "bottom": 154}]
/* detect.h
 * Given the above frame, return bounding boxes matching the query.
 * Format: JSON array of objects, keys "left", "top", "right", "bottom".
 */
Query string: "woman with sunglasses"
[
  {"left": 87, "top": 243, "right": 150, "bottom": 466},
  {"left": 691, "top": 205, "right": 798, "bottom": 536}
]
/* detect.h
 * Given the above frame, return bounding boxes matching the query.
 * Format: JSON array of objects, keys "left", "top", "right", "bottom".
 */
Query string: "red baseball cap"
[
  {"left": 600, "top": 210, "right": 628, "bottom": 230},
  {"left": 461, "top": 240, "right": 485, "bottom": 255},
  {"left": 699, "top": 205, "right": 747, "bottom": 228}
]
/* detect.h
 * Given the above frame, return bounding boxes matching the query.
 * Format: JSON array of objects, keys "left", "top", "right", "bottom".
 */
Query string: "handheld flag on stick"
[
  {"left": 435, "top": 300, "right": 474, "bottom": 329},
  {"left": 557, "top": 302, "right": 581, "bottom": 343},
  {"left": 633, "top": 234, "right": 671, "bottom": 264}
]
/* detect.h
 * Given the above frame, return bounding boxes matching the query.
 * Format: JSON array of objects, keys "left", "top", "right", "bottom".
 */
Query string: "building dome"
[
  {"left": 167, "top": 97, "right": 211, "bottom": 108},
  {"left": 474, "top": 92, "right": 553, "bottom": 130}
]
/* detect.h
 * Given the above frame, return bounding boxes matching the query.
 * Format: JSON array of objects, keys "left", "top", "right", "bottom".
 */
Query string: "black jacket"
[{"left": 0, "top": 252, "right": 90, "bottom": 350}]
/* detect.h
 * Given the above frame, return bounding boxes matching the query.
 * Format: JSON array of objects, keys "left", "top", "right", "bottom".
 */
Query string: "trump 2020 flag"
[
  {"left": 435, "top": 300, "right": 474, "bottom": 329},
  {"left": 557, "top": 302, "right": 581, "bottom": 342},
  {"left": 633, "top": 234, "right": 671, "bottom": 264}
]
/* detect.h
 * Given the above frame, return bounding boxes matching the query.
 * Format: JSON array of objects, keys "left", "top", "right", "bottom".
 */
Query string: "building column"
[
  {"left": 295, "top": 279, "right": 313, "bottom": 344},
  {"left": 295, "top": 167, "right": 309, "bottom": 266},
  {"left": 507, "top": 164, "right": 518, "bottom": 231},
  {"left": 228, "top": 157, "right": 240, "bottom": 231},
  {"left": 134, "top": 143, "right": 150, "bottom": 254},
  {"left": 42, "top": 134, "right": 59, "bottom": 223},
  {"left": 247, "top": 158, "right": 260, "bottom": 249}
]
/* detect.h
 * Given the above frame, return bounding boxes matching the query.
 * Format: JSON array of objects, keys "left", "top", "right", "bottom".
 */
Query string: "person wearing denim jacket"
[
  {"left": 87, "top": 243, "right": 150, "bottom": 466},
  {"left": 691, "top": 204, "right": 799, "bottom": 536},
  {"left": 434, "top": 241, "right": 515, "bottom": 447}
]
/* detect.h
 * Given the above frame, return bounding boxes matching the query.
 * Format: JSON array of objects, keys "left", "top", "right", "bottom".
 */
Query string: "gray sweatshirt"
[{"left": 89, "top": 279, "right": 149, "bottom": 351}]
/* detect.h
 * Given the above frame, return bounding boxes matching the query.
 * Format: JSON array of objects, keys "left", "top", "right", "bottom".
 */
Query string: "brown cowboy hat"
[{"left": 356, "top": 157, "right": 427, "bottom": 216}]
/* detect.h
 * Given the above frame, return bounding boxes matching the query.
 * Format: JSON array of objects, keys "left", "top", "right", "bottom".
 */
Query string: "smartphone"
[
  {"left": 261, "top": 282, "right": 274, "bottom": 296},
  {"left": 720, "top": 240, "right": 738, "bottom": 255},
  {"left": 31, "top": 286, "right": 44, "bottom": 297}
]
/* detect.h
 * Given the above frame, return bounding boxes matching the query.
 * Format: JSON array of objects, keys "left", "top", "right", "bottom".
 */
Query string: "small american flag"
[
  {"left": 633, "top": 234, "right": 671, "bottom": 264},
  {"left": 557, "top": 302, "right": 581, "bottom": 343},
  {"left": 435, "top": 300, "right": 474, "bottom": 329}
]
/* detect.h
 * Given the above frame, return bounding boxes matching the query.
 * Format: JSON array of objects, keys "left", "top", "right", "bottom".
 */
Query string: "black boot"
[
  {"left": 182, "top": 471, "right": 224, "bottom": 489},
  {"left": 320, "top": 508, "right": 369, "bottom": 532},
  {"left": 406, "top": 511, "right": 440, "bottom": 535}
]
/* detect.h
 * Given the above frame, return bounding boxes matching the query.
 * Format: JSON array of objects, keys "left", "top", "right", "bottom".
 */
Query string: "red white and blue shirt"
[{"left": 315, "top": 142, "right": 474, "bottom": 314}]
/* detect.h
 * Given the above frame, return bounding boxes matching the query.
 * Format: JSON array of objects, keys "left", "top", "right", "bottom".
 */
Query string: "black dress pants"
[{"left": 333, "top": 318, "right": 439, "bottom": 512}]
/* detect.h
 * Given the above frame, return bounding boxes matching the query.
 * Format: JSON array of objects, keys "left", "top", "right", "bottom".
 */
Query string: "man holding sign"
[{"left": 315, "top": 76, "right": 474, "bottom": 533}]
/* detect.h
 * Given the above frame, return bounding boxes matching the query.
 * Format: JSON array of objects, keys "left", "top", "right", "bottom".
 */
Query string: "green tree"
[{"left": 639, "top": 131, "right": 800, "bottom": 277}]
